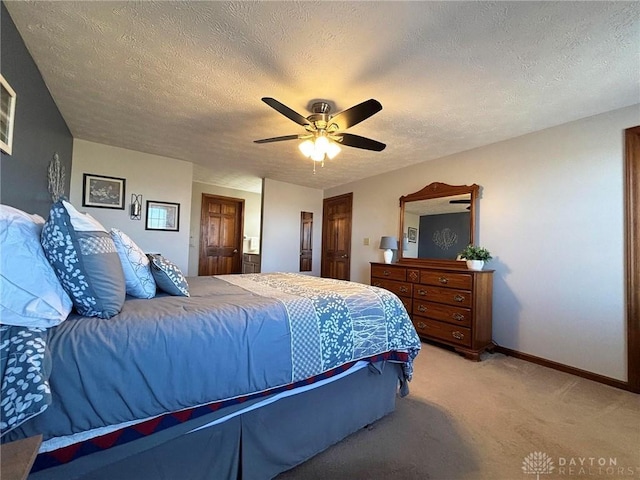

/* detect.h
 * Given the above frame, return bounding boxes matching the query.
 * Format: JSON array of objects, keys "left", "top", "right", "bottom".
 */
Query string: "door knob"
[
  {"left": 341, "top": 254, "right": 348, "bottom": 258},
  {"left": 233, "top": 249, "right": 238, "bottom": 253}
]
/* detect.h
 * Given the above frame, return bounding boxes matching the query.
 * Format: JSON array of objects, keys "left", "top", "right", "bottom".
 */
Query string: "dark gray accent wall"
[{"left": 0, "top": 2, "right": 72, "bottom": 217}]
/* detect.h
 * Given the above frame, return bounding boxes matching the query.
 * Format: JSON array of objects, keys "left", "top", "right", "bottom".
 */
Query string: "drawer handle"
[
  {"left": 452, "top": 313, "right": 465, "bottom": 321},
  {"left": 438, "top": 277, "right": 448, "bottom": 284},
  {"left": 399, "top": 286, "right": 408, "bottom": 293},
  {"left": 416, "top": 321, "right": 427, "bottom": 329},
  {"left": 373, "top": 282, "right": 381, "bottom": 287},
  {"left": 417, "top": 289, "right": 427, "bottom": 296},
  {"left": 453, "top": 294, "right": 465, "bottom": 303},
  {"left": 452, "top": 331, "right": 464, "bottom": 340},
  {"left": 383, "top": 270, "right": 390, "bottom": 276},
  {"left": 418, "top": 305, "right": 427, "bottom": 312}
]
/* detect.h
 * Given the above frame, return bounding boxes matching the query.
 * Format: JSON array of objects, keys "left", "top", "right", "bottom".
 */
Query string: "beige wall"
[
  {"left": 261, "top": 178, "right": 324, "bottom": 276},
  {"left": 188, "top": 182, "right": 262, "bottom": 276},
  {"left": 70, "top": 139, "right": 193, "bottom": 272},
  {"left": 325, "top": 105, "right": 639, "bottom": 381}
]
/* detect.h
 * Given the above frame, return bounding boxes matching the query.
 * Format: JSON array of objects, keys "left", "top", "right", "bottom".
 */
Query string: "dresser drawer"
[
  {"left": 412, "top": 318, "right": 472, "bottom": 347},
  {"left": 414, "top": 285, "right": 472, "bottom": 308},
  {"left": 420, "top": 271, "right": 472, "bottom": 290},
  {"left": 413, "top": 299, "right": 471, "bottom": 327},
  {"left": 371, "top": 278, "right": 412, "bottom": 298},
  {"left": 371, "top": 265, "right": 406, "bottom": 281}
]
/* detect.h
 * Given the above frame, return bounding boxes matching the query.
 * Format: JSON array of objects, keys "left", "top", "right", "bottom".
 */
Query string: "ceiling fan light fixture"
[
  {"left": 310, "top": 149, "right": 325, "bottom": 162},
  {"left": 256, "top": 97, "right": 385, "bottom": 172},
  {"left": 314, "top": 135, "right": 329, "bottom": 152},
  {"left": 325, "top": 140, "right": 341, "bottom": 159},
  {"left": 298, "top": 139, "right": 315, "bottom": 157},
  {"left": 299, "top": 134, "right": 340, "bottom": 163}
]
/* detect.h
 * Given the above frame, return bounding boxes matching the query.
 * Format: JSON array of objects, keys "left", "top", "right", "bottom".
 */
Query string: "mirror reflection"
[
  {"left": 399, "top": 182, "right": 478, "bottom": 265},
  {"left": 402, "top": 194, "right": 471, "bottom": 259}
]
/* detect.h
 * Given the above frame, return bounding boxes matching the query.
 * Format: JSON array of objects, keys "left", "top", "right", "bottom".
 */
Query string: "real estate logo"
[{"left": 523, "top": 452, "right": 555, "bottom": 480}]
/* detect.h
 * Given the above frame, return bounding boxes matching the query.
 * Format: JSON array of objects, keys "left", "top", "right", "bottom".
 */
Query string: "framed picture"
[
  {"left": 408, "top": 227, "right": 418, "bottom": 243},
  {"left": 82, "top": 173, "right": 126, "bottom": 209},
  {"left": 0, "top": 74, "right": 17, "bottom": 155},
  {"left": 146, "top": 201, "right": 180, "bottom": 232}
]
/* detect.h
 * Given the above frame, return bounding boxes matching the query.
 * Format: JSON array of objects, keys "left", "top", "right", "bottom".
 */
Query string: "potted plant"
[{"left": 458, "top": 245, "right": 492, "bottom": 271}]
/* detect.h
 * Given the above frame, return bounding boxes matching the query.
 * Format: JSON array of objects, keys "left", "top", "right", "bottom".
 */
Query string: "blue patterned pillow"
[
  {"left": 41, "top": 201, "right": 126, "bottom": 318},
  {"left": 110, "top": 229, "right": 156, "bottom": 299},
  {"left": 0, "top": 325, "right": 51, "bottom": 436},
  {"left": 147, "top": 254, "right": 189, "bottom": 297}
]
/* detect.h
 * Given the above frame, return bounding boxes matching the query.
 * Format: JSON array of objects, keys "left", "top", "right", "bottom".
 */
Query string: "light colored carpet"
[{"left": 277, "top": 343, "right": 640, "bottom": 479}]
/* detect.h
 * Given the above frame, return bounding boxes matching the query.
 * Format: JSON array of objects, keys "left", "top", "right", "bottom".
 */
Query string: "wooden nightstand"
[{"left": 1, "top": 435, "right": 42, "bottom": 480}]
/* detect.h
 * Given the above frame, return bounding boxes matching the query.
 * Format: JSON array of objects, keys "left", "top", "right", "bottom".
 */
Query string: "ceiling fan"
[
  {"left": 254, "top": 97, "right": 386, "bottom": 170},
  {"left": 449, "top": 199, "right": 471, "bottom": 210}
]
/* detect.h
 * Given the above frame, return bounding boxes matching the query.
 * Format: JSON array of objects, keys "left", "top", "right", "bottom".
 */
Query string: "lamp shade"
[{"left": 379, "top": 236, "right": 398, "bottom": 250}]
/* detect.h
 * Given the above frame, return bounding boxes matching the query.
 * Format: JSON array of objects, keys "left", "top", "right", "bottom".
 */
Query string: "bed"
[
  {"left": 0, "top": 201, "right": 420, "bottom": 479},
  {"left": 1, "top": 272, "right": 421, "bottom": 479}
]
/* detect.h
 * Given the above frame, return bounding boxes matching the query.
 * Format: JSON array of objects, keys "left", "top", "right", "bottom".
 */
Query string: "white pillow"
[
  {"left": 0, "top": 205, "right": 72, "bottom": 327},
  {"left": 110, "top": 228, "right": 156, "bottom": 299}
]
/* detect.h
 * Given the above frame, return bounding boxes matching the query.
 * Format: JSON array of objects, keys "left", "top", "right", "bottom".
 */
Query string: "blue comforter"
[{"left": 3, "top": 273, "right": 420, "bottom": 443}]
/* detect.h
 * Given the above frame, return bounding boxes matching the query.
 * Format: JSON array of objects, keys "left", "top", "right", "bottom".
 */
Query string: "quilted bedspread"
[
  {"left": 221, "top": 273, "right": 420, "bottom": 382},
  {"left": 3, "top": 273, "right": 420, "bottom": 443}
]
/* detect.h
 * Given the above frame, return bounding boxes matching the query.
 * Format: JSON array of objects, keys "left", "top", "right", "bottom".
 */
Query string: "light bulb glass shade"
[
  {"left": 299, "top": 139, "right": 315, "bottom": 157},
  {"left": 379, "top": 236, "right": 398, "bottom": 250},
  {"left": 299, "top": 134, "right": 340, "bottom": 164},
  {"left": 326, "top": 141, "right": 341, "bottom": 159},
  {"left": 314, "top": 135, "right": 329, "bottom": 152},
  {"left": 310, "top": 150, "right": 325, "bottom": 162}
]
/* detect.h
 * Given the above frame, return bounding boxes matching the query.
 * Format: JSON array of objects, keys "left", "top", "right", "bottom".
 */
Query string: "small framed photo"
[
  {"left": 408, "top": 227, "right": 418, "bottom": 243},
  {"left": 0, "top": 74, "right": 17, "bottom": 155},
  {"left": 146, "top": 201, "right": 180, "bottom": 232},
  {"left": 82, "top": 173, "right": 126, "bottom": 209}
]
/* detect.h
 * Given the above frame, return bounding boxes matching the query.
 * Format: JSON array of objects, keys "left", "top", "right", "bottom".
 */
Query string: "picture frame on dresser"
[{"left": 407, "top": 227, "right": 417, "bottom": 243}]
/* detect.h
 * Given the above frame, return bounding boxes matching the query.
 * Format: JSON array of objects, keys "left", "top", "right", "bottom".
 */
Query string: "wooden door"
[
  {"left": 321, "top": 193, "right": 352, "bottom": 280},
  {"left": 300, "top": 212, "right": 313, "bottom": 272},
  {"left": 198, "top": 194, "right": 244, "bottom": 276}
]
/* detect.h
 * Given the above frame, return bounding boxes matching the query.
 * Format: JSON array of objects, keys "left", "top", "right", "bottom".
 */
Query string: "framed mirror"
[{"left": 399, "top": 182, "right": 479, "bottom": 269}]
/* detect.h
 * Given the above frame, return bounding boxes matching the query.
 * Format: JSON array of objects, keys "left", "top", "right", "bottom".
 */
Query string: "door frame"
[{"left": 625, "top": 125, "right": 639, "bottom": 393}]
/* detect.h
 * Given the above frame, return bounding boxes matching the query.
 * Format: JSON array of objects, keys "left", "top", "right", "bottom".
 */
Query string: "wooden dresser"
[{"left": 371, "top": 262, "right": 493, "bottom": 361}]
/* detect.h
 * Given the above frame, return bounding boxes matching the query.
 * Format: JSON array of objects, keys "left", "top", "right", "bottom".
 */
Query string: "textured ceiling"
[{"left": 5, "top": 1, "right": 639, "bottom": 193}]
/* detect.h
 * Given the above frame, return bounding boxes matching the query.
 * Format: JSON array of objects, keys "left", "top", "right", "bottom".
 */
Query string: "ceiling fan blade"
[
  {"left": 338, "top": 133, "right": 386, "bottom": 152},
  {"left": 330, "top": 99, "right": 382, "bottom": 130},
  {"left": 254, "top": 134, "right": 300, "bottom": 144},
  {"left": 261, "top": 98, "right": 311, "bottom": 127}
]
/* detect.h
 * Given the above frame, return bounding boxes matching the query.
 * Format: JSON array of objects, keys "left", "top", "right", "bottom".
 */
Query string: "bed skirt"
[{"left": 29, "top": 361, "right": 403, "bottom": 480}]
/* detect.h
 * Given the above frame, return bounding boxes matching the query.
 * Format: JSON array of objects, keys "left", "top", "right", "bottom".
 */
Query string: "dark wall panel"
[{"left": 0, "top": 2, "right": 72, "bottom": 217}]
